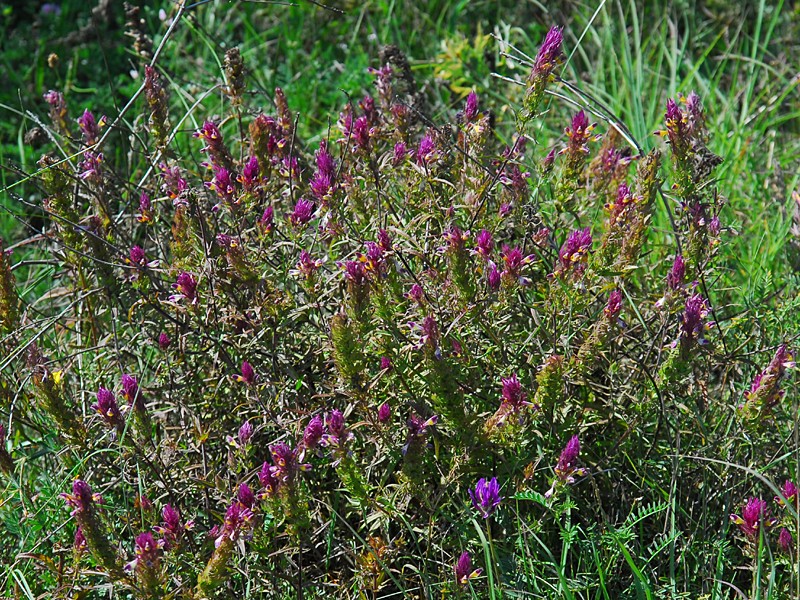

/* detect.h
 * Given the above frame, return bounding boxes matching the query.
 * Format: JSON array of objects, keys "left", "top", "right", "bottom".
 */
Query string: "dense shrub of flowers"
[{"left": 0, "top": 14, "right": 797, "bottom": 600}]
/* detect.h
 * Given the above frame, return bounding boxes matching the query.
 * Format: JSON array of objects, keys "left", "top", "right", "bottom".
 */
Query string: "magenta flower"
[
  {"left": 416, "top": 134, "right": 437, "bottom": 167},
  {"left": 270, "top": 441, "right": 310, "bottom": 483},
  {"left": 352, "top": 115, "right": 372, "bottom": 151},
  {"left": 92, "top": 387, "right": 123, "bottom": 429},
  {"left": 303, "top": 415, "right": 324, "bottom": 449},
  {"left": 604, "top": 289, "right": 623, "bottom": 322},
  {"left": 78, "top": 151, "right": 103, "bottom": 182},
  {"left": 292, "top": 250, "right": 324, "bottom": 280},
  {"left": 730, "top": 497, "right": 774, "bottom": 538},
  {"left": 377, "top": 229, "right": 392, "bottom": 252},
  {"left": 121, "top": 374, "right": 144, "bottom": 411},
  {"left": 463, "top": 91, "right": 479, "bottom": 122},
  {"left": 562, "top": 110, "right": 595, "bottom": 157},
  {"left": 236, "top": 361, "right": 256, "bottom": 385},
  {"left": 405, "top": 283, "right": 425, "bottom": 304},
  {"left": 157, "top": 332, "right": 171, "bottom": 351},
  {"left": 776, "top": 479, "right": 799, "bottom": 507},
  {"left": 501, "top": 373, "right": 527, "bottom": 409},
  {"left": 455, "top": 550, "right": 483, "bottom": 586},
  {"left": 377, "top": 402, "right": 391, "bottom": 424},
  {"left": 474, "top": 229, "right": 494, "bottom": 260},
  {"left": 557, "top": 228, "right": 592, "bottom": 276},
  {"left": 501, "top": 245, "right": 535, "bottom": 285},
  {"left": 403, "top": 413, "right": 438, "bottom": 455},
  {"left": 74, "top": 526, "right": 87, "bottom": 552},
  {"left": 159, "top": 163, "right": 188, "bottom": 200},
  {"left": 441, "top": 226, "right": 469, "bottom": 253},
  {"left": 153, "top": 504, "right": 192, "bottom": 549},
  {"left": 131, "top": 532, "right": 162, "bottom": 573},
  {"left": 778, "top": 527, "right": 793, "bottom": 553},
  {"left": 128, "top": 245, "right": 146, "bottom": 266},
  {"left": 667, "top": 255, "right": 685, "bottom": 291},
  {"left": 342, "top": 259, "right": 369, "bottom": 287},
  {"left": 235, "top": 421, "right": 254, "bottom": 448},
  {"left": 136, "top": 192, "right": 153, "bottom": 224},
  {"left": 258, "top": 206, "right": 275, "bottom": 235},
  {"left": 310, "top": 142, "right": 337, "bottom": 200},
  {"left": 215, "top": 500, "right": 254, "bottom": 548},
  {"left": 743, "top": 344, "right": 795, "bottom": 414},
  {"left": 237, "top": 483, "right": 255, "bottom": 508},
  {"left": 469, "top": 477, "right": 502, "bottom": 518},
  {"left": 61, "top": 479, "right": 102, "bottom": 517},
  {"left": 238, "top": 156, "right": 261, "bottom": 191},
  {"left": 393, "top": 141, "right": 408, "bottom": 165},
  {"left": 258, "top": 461, "right": 280, "bottom": 499},
  {"left": 532, "top": 26, "right": 563, "bottom": 81},
  {"left": 679, "top": 293, "right": 711, "bottom": 348},
  {"left": 289, "top": 198, "right": 315, "bottom": 228},
  {"left": 487, "top": 261, "right": 502, "bottom": 291},
  {"left": 206, "top": 166, "right": 238, "bottom": 207},
  {"left": 77, "top": 109, "right": 105, "bottom": 146},
  {"left": 380, "top": 356, "right": 392, "bottom": 371},
  {"left": 170, "top": 272, "right": 198, "bottom": 305}
]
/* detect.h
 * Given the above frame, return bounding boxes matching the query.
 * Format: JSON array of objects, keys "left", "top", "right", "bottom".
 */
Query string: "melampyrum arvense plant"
[{"left": 1, "top": 12, "right": 797, "bottom": 600}]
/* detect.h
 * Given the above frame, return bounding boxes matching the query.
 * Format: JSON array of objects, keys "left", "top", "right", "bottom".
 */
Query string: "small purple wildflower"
[
  {"left": 501, "top": 245, "right": 535, "bottom": 285},
  {"left": 778, "top": 528, "right": 793, "bottom": 553},
  {"left": 215, "top": 501, "right": 254, "bottom": 548},
  {"left": 61, "top": 480, "right": 102, "bottom": 517},
  {"left": 154, "top": 504, "right": 192, "bottom": 549},
  {"left": 730, "top": 497, "right": 774, "bottom": 538},
  {"left": 238, "top": 156, "right": 261, "bottom": 191},
  {"left": 393, "top": 142, "right": 408, "bottom": 165},
  {"left": 532, "top": 26, "right": 563, "bottom": 81},
  {"left": 469, "top": 477, "right": 502, "bottom": 518},
  {"left": 667, "top": 255, "right": 686, "bottom": 291},
  {"left": 377, "top": 402, "right": 391, "bottom": 424},
  {"left": 501, "top": 373, "right": 527, "bottom": 409},
  {"left": 487, "top": 261, "right": 502, "bottom": 291},
  {"left": 289, "top": 198, "right": 315, "bottom": 228},
  {"left": 380, "top": 356, "right": 392, "bottom": 371},
  {"left": 170, "top": 272, "right": 198, "bottom": 305},
  {"left": 303, "top": 415, "right": 324, "bottom": 449},
  {"left": 121, "top": 374, "right": 144, "bottom": 411},
  {"left": 679, "top": 293, "right": 711, "bottom": 348},
  {"left": 776, "top": 479, "right": 799, "bottom": 507},
  {"left": 237, "top": 483, "right": 255, "bottom": 508},
  {"left": 416, "top": 134, "right": 437, "bottom": 167},
  {"left": 455, "top": 551, "right": 483, "bottom": 586},
  {"left": 77, "top": 109, "right": 105, "bottom": 146},
  {"left": 258, "top": 206, "right": 275, "bottom": 234},
  {"left": 557, "top": 228, "right": 592, "bottom": 276},
  {"left": 463, "top": 91, "right": 479, "bottom": 123},
  {"left": 604, "top": 289, "right": 623, "bottom": 322},
  {"left": 92, "top": 387, "right": 123, "bottom": 429},
  {"left": 157, "top": 332, "right": 171, "bottom": 351},
  {"left": 474, "top": 229, "right": 494, "bottom": 260},
  {"left": 236, "top": 361, "right": 256, "bottom": 385}
]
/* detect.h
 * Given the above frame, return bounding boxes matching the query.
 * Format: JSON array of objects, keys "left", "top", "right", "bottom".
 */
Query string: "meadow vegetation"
[{"left": 0, "top": 1, "right": 799, "bottom": 598}]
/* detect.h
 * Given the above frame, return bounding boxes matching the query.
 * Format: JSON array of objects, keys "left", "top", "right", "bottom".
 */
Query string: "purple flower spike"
[
  {"left": 604, "top": 289, "right": 623, "bottom": 322},
  {"left": 380, "top": 356, "right": 392, "bottom": 371},
  {"left": 61, "top": 479, "right": 102, "bottom": 516},
  {"left": 455, "top": 550, "right": 483, "bottom": 586},
  {"left": 377, "top": 402, "right": 391, "bottom": 424},
  {"left": 158, "top": 332, "right": 171, "bottom": 350},
  {"left": 289, "top": 198, "right": 315, "bottom": 228},
  {"left": 121, "top": 374, "right": 144, "bottom": 411},
  {"left": 487, "top": 262, "right": 502, "bottom": 291},
  {"left": 778, "top": 527, "right": 793, "bottom": 553},
  {"left": 303, "top": 415, "right": 324, "bottom": 449},
  {"left": 170, "top": 272, "right": 198, "bottom": 305},
  {"left": 238, "top": 421, "right": 254, "bottom": 446},
  {"left": 474, "top": 229, "right": 494, "bottom": 260},
  {"left": 236, "top": 361, "right": 256, "bottom": 385},
  {"left": 501, "top": 373, "right": 527, "bottom": 409},
  {"left": 730, "top": 497, "right": 774, "bottom": 538},
  {"left": 667, "top": 255, "right": 685, "bottom": 290},
  {"left": 469, "top": 477, "right": 502, "bottom": 518},
  {"left": 133, "top": 532, "right": 161, "bottom": 571},
  {"left": 92, "top": 387, "right": 123, "bottom": 428},
  {"left": 776, "top": 480, "right": 799, "bottom": 507},
  {"left": 463, "top": 91, "right": 479, "bottom": 122},
  {"left": 558, "top": 228, "right": 593, "bottom": 275},
  {"left": 237, "top": 483, "right": 255, "bottom": 508},
  {"left": 416, "top": 134, "right": 437, "bottom": 167},
  {"left": 533, "top": 26, "right": 563, "bottom": 79}
]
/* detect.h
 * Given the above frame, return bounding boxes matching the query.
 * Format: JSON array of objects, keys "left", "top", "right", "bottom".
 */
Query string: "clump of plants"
[{"left": 0, "top": 7, "right": 797, "bottom": 599}]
